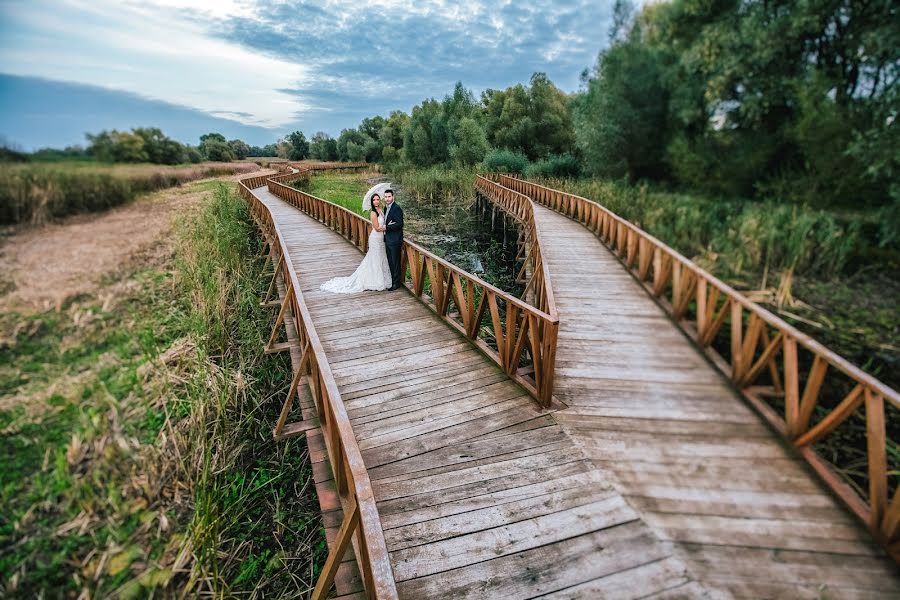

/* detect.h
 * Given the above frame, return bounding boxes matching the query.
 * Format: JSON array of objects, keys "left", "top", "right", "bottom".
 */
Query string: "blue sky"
[{"left": 0, "top": 0, "right": 622, "bottom": 150}]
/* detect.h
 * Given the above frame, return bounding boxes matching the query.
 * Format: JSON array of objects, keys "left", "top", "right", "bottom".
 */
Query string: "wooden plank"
[
  {"left": 384, "top": 481, "right": 614, "bottom": 552},
  {"left": 395, "top": 521, "right": 675, "bottom": 598},
  {"left": 361, "top": 404, "right": 544, "bottom": 468},
  {"left": 540, "top": 557, "right": 693, "bottom": 599},
  {"left": 643, "top": 512, "right": 880, "bottom": 555},
  {"left": 391, "top": 495, "right": 638, "bottom": 581},
  {"left": 368, "top": 422, "right": 569, "bottom": 483},
  {"left": 375, "top": 458, "right": 593, "bottom": 522}
]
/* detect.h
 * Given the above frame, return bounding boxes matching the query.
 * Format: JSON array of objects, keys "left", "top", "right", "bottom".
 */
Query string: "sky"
[{"left": 0, "top": 0, "right": 622, "bottom": 150}]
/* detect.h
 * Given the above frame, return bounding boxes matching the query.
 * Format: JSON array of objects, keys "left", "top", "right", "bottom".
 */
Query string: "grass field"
[
  {"left": 304, "top": 169, "right": 377, "bottom": 216},
  {"left": 0, "top": 161, "right": 258, "bottom": 225},
  {"left": 0, "top": 182, "right": 324, "bottom": 597}
]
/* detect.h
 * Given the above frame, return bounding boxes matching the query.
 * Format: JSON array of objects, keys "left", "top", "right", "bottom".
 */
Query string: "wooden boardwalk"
[
  {"left": 534, "top": 204, "right": 900, "bottom": 598},
  {"left": 249, "top": 182, "right": 900, "bottom": 599}
]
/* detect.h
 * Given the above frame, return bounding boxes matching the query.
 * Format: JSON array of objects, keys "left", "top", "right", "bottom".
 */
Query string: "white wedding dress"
[{"left": 320, "top": 213, "right": 393, "bottom": 293}]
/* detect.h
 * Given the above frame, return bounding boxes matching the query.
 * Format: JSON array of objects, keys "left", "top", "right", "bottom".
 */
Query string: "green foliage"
[
  {"left": 0, "top": 179, "right": 325, "bottom": 598},
  {"left": 525, "top": 153, "right": 580, "bottom": 179},
  {"left": 450, "top": 117, "right": 490, "bottom": 166},
  {"left": 482, "top": 73, "right": 576, "bottom": 160},
  {"left": 87, "top": 129, "right": 150, "bottom": 163},
  {"left": 309, "top": 131, "right": 338, "bottom": 161},
  {"left": 388, "top": 163, "right": 476, "bottom": 202},
  {"left": 570, "top": 0, "right": 898, "bottom": 208},
  {"left": 302, "top": 172, "right": 372, "bottom": 215},
  {"left": 481, "top": 148, "right": 529, "bottom": 174},
  {"left": 337, "top": 128, "right": 367, "bottom": 161},
  {"left": 228, "top": 139, "right": 251, "bottom": 160},
  {"left": 545, "top": 177, "right": 863, "bottom": 279},
  {"left": 382, "top": 145, "right": 400, "bottom": 164},
  {"left": 200, "top": 138, "right": 235, "bottom": 162},
  {"left": 285, "top": 131, "right": 309, "bottom": 160},
  {"left": 0, "top": 144, "right": 31, "bottom": 162},
  {"left": 185, "top": 146, "right": 203, "bottom": 164},
  {"left": 378, "top": 111, "right": 409, "bottom": 154},
  {"left": 248, "top": 143, "right": 280, "bottom": 157},
  {"left": 133, "top": 127, "right": 185, "bottom": 164},
  {"left": 575, "top": 34, "right": 669, "bottom": 179},
  {"left": 28, "top": 145, "right": 88, "bottom": 162}
]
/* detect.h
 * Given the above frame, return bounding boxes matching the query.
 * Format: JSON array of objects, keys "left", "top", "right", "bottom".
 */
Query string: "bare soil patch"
[{"left": 0, "top": 170, "right": 273, "bottom": 312}]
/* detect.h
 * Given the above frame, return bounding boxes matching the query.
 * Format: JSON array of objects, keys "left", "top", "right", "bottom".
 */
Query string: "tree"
[
  {"left": 285, "top": 131, "right": 309, "bottom": 160},
  {"left": 228, "top": 139, "right": 251, "bottom": 160},
  {"left": 199, "top": 133, "right": 235, "bottom": 161},
  {"left": 575, "top": 39, "right": 670, "bottom": 179},
  {"left": 337, "top": 128, "right": 367, "bottom": 161},
  {"left": 86, "top": 130, "right": 149, "bottom": 163},
  {"left": 133, "top": 127, "right": 185, "bottom": 164},
  {"left": 482, "top": 74, "right": 575, "bottom": 160},
  {"left": 403, "top": 99, "right": 443, "bottom": 166},
  {"left": 450, "top": 117, "right": 490, "bottom": 166},
  {"left": 346, "top": 141, "right": 366, "bottom": 162},
  {"left": 309, "top": 132, "right": 338, "bottom": 161},
  {"left": 379, "top": 110, "right": 410, "bottom": 153}
]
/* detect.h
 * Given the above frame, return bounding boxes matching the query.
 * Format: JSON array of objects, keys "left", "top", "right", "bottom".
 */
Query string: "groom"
[{"left": 382, "top": 189, "right": 404, "bottom": 291}]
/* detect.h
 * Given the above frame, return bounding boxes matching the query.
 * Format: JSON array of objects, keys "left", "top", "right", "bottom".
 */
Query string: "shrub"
[
  {"left": 481, "top": 149, "right": 529, "bottom": 174},
  {"left": 524, "top": 153, "right": 581, "bottom": 179}
]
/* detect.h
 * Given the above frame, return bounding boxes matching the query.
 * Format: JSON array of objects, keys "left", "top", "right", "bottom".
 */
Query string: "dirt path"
[{"left": 0, "top": 170, "right": 273, "bottom": 313}]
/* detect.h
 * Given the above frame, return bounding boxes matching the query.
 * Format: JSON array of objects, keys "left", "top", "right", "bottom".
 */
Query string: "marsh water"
[{"left": 390, "top": 183, "right": 524, "bottom": 295}]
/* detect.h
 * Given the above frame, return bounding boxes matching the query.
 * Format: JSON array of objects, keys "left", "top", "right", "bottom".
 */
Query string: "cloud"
[
  {"left": 0, "top": 0, "right": 624, "bottom": 146},
  {"left": 0, "top": 0, "right": 311, "bottom": 127}
]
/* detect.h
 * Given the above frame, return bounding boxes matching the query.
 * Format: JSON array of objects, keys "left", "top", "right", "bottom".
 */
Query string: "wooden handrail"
[
  {"left": 498, "top": 173, "right": 900, "bottom": 562},
  {"left": 474, "top": 176, "right": 558, "bottom": 318},
  {"left": 264, "top": 175, "right": 560, "bottom": 407},
  {"left": 237, "top": 165, "right": 399, "bottom": 600}
]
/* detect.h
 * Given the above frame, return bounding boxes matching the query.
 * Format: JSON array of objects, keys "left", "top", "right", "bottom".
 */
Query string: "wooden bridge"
[{"left": 238, "top": 164, "right": 900, "bottom": 599}]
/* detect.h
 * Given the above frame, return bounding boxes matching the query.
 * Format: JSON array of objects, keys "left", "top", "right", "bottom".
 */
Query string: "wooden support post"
[
  {"left": 265, "top": 286, "right": 295, "bottom": 354},
  {"left": 866, "top": 389, "right": 887, "bottom": 529},
  {"left": 310, "top": 499, "right": 360, "bottom": 600}
]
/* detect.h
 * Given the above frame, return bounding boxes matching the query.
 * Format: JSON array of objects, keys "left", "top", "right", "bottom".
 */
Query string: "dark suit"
[{"left": 383, "top": 201, "right": 404, "bottom": 288}]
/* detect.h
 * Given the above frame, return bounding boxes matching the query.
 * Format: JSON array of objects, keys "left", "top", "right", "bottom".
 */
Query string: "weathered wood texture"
[
  {"left": 498, "top": 174, "right": 900, "bottom": 563},
  {"left": 241, "top": 166, "right": 900, "bottom": 599},
  {"left": 244, "top": 179, "right": 711, "bottom": 599},
  {"left": 266, "top": 174, "right": 560, "bottom": 407},
  {"left": 523, "top": 194, "right": 900, "bottom": 597}
]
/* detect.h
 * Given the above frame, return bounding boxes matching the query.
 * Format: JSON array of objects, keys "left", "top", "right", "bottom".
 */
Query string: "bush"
[
  {"left": 450, "top": 118, "right": 490, "bottom": 166},
  {"left": 481, "top": 149, "right": 529, "bottom": 174},
  {"left": 382, "top": 146, "right": 400, "bottom": 164},
  {"left": 525, "top": 154, "right": 581, "bottom": 179},
  {"left": 388, "top": 163, "right": 476, "bottom": 201}
]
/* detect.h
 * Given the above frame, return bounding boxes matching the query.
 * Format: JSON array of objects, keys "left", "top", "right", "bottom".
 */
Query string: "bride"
[{"left": 320, "top": 191, "right": 393, "bottom": 293}]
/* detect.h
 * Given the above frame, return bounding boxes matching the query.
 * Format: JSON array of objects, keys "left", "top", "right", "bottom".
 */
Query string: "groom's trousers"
[{"left": 386, "top": 242, "right": 403, "bottom": 288}]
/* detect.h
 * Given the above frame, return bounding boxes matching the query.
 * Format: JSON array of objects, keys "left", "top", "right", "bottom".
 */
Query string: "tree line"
[
  {"left": 6, "top": 0, "right": 894, "bottom": 217},
  {"left": 9, "top": 129, "right": 255, "bottom": 164},
  {"left": 273, "top": 0, "right": 896, "bottom": 215}
]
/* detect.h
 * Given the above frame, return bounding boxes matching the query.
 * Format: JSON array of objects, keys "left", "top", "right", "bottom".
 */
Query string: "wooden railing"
[
  {"left": 498, "top": 174, "right": 900, "bottom": 561},
  {"left": 474, "top": 176, "right": 557, "bottom": 322},
  {"left": 237, "top": 169, "right": 398, "bottom": 600},
  {"left": 265, "top": 177, "right": 560, "bottom": 407}
]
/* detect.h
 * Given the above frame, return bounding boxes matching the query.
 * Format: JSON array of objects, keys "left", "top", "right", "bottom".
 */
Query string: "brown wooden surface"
[
  {"left": 532, "top": 202, "right": 900, "bottom": 598},
  {"left": 245, "top": 173, "right": 900, "bottom": 598},
  {"left": 249, "top": 184, "right": 711, "bottom": 599},
  {"left": 498, "top": 174, "right": 900, "bottom": 556}
]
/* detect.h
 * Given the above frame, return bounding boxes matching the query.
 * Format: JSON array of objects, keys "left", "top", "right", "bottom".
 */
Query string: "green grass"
[
  {"left": 0, "top": 182, "right": 324, "bottom": 597},
  {"left": 303, "top": 171, "right": 374, "bottom": 216},
  {"left": 388, "top": 163, "right": 477, "bottom": 203}
]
